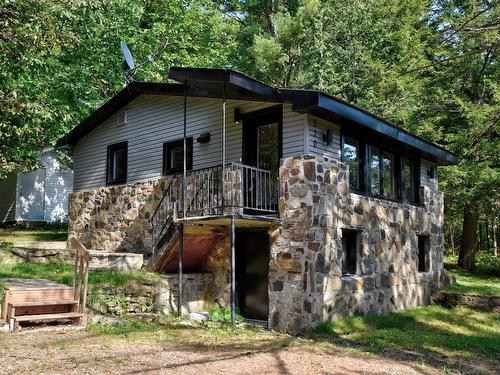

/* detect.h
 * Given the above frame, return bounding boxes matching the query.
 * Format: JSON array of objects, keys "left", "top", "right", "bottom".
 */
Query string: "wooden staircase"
[{"left": 4, "top": 238, "right": 91, "bottom": 332}]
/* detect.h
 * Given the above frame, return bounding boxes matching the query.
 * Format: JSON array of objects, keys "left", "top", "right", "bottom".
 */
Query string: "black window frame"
[
  {"left": 163, "top": 137, "right": 193, "bottom": 176},
  {"left": 341, "top": 134, "right": 421, "bottom": 205},
  {"left": 341, "top": 136, "right": 362, "bottom": 192},
  {"left": 342, "top": 229, "right": 360, "bottom": 276},
  {"left": 417, "top": 235, "right": 430, "bottom": 272},
  {"left": 106, "top": 141, "right": 128, "bottom": 186}
]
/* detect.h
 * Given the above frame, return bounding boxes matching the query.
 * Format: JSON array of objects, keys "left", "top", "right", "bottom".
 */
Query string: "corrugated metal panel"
[
  {"left": 0, "top": 174, "right": 17, "bottom": 223},
  {"left": 421, "top": 159, "right": 438, "bottom": 189},
  {"left": 305, "top": 115, "right": 341, "bottom": 161},
  {"left": 42, "top": 155, "right": 73, "bottom": 222},
  {"left": 74, "top": 95, "right": 306, "bottom": 191}
]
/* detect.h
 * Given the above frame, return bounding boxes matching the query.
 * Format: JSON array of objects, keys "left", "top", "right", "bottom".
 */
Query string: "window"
[
  {"left": 342, "top": 137, "right": 360, "bottom": 190},
  {"left": 163, "top": 138, "right": 193, "bottom": 175},
  {"left": 341, "top": 134, "right": 421, "bottom": 203},
  {"left": 402, "top": 158, "right": 416, "bottom": 202},
  {"left": 382, "top": 151, "right": 395, "bottom": 198},
  {"left": 369, "top": 146, "right": 381, "bottom": 195},
  {"left": 342, "top": 229, "right": 359, "bottom": 275},
  {"left": 417, "top": 235, "right": 429, "bottom": 272},
  {"left": 107, "top": 141, "right": 128, "bottom": 185}
]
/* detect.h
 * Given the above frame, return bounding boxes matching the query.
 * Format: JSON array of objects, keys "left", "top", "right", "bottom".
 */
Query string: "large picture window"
[
  {"left": 402, "top": 158, "right": 416, "bottom": 202},
  {"left": 342, "top": 137, "right": 360, "bottom": 190},
  {"left": 369, "top": 146, "right": 381, "bottom": 195},
  {"left": 107, "top": 141, "right": 128, "bottom": 185},
  {"left": 382, "top": 151, "right": 395, "bottom": 198},
  {"left": 342, "top": 134, "right": 420, "bottom": 204},
  {"left": 163, "top": 138, "right": 193, "bottom": 175}
]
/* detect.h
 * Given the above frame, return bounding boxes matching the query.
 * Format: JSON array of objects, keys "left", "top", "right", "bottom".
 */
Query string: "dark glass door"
[{"left": 242, "top": 106, "right": 282, "bottom": 212}]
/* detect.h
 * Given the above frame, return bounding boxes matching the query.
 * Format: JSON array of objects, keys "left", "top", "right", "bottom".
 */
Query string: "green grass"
[
  {"left": 443, "top": 252, "right": 500, "bottom": 296},
  {"left": 0, "top": 226, "right": 68, "bottom": 243},
  {"left": 313, "top": 305, "right": 500, "bottom": 360},
  {"left": 0, "top": 244, "right": 160, "bottom": 299}
]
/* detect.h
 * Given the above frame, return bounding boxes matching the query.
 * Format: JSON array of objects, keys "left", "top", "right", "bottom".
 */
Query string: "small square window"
[
  {"left": 417, "top": 235, "right": 430, "bottom": 272},
  {"left": 107, "top": 141, "right": 127, "bottom": 185},
  {"left": 342, "top": 229, "right": 359, "bottom": 275},
  {"left": 117, "top": 111, "right": 127, "bottom": 127},
  {"left": 163, "top": 138, "right": 193, "bottom": 175}
]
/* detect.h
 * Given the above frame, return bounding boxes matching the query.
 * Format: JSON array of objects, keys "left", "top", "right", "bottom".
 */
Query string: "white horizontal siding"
[
  {"left": 0, "top": 174, "right": 17, "bottom": 223},
  {"left": 43, "top": 155, "right": 73, "bottom": 222},
  {"left": 421, "top": 159, "right": 438, "bottom": 189},
  {"left": 73, "top": 95, "right": 289, "bottom": 191},
  {"left": 282, "top": 104, "right": 306, "bottom": 157},
  {"left": 305, "top": 115, "right": 341, "bottom": 161}
]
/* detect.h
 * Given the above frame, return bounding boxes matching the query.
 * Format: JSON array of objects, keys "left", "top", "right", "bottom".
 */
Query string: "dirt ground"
[{"left": 0, "top": 326, "right": 454, "bottom": 375}]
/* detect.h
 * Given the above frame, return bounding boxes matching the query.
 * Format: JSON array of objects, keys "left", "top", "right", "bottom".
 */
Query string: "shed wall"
[{"left": 0, "top": 174, "right": 17, "bottom": 223}]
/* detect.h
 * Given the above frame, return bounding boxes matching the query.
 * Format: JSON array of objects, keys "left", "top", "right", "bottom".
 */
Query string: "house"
[
  {"left": 0, "top": 152, "right": 73, "bottom": 225},
  {"left": 57, "top": 67, "right": 458, "bottom": 333}
]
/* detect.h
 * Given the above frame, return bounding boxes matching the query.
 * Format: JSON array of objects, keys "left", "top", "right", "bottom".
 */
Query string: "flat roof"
[{"left": 56, "top": 67, "right": 458, "bottom": 165}]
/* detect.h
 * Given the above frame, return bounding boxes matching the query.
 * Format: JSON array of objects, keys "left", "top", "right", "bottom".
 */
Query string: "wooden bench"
[{"left": 6, "top": 237, "right": 91, "bottom": 332}]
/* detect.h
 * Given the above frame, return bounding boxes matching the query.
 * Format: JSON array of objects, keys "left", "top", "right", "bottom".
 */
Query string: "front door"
[{"left": 242, "top": 106, "right": 282, "bottom": 212}]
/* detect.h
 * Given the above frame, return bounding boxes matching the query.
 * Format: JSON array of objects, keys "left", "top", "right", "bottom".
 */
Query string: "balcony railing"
[{"left": 151, "top": 163, "right": 279, "bottom": 252}]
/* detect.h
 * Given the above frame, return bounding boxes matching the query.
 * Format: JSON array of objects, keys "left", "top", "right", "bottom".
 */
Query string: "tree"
[{"left": 0, "top": 0, "right": 239, "bottom": 178}]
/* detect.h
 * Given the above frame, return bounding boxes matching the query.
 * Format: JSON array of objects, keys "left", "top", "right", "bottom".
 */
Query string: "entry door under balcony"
[{"left": 242, "top": 106, "right": 282, "bottom": 213}]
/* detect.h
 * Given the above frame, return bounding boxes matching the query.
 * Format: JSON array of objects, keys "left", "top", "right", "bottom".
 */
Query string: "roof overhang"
[
  {"left": 168, "top": 67, "right": 280, "bottom": 101},
  {"left": 284, "top": 89, "right": 458, "bottom": 165},
  {"left": 57, "top": 67, "right": 458, "bottom": 165}
]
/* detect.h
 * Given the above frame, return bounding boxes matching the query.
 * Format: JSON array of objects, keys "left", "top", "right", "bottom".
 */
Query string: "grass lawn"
[
  {"left": 0, "top": 244, "right": 159, "bottom": 301},
  {"left": 443, "top": 252, "right": 500, "bottom": 296},
  {"left": 0, "top": 226, "right": 68, "bottom": 243}
]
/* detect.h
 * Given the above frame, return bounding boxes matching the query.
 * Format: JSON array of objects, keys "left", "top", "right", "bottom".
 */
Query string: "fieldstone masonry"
[
  {"left": 68, "top": 178, "right": 169, "bottom": 254},
  {"left": 269, "top": 155, "right": 444, "bottom": 333},
  {"left": 68, "top": 154, "right": 446, "bottom": 333}
]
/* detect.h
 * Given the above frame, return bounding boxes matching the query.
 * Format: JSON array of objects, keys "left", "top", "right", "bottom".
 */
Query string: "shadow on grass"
[{"left": 309, "top": 305, "right": 499, "bottom": 374}]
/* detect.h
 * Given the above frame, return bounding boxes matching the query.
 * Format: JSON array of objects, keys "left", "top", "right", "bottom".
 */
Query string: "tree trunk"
[
  {"left": 485, "top": 221, "right": 490, "bottom": 251},
  {"left": 493, "top": 222, "right": 498, "bottom": 257},
  {"left": 459, "top": 203, "right": 478, "bottom": 271}
]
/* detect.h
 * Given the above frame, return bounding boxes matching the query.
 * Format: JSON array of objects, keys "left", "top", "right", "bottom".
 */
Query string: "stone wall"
[
  {"left": 68, "top": 178, "right": 168, "bottom": 254},
  {"left": 269, "top": 155, "right": 444, "bottom": 333},
  {"left": 89, "top": 273, "right": 228, "bottom": 316}
]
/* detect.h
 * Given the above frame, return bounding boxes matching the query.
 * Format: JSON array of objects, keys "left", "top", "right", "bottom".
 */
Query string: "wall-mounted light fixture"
[
  {"left": 427, "top": 166, "right": 436, "bottom": 179},
  {"left": 323, "top": 129, "right": 332, "bottom": 146},
  {"left": 197, "top": 132, "right": 211, "bottom": 144},
  {"left": 234, "top": 108, "right": 242, "bottom": 124}
]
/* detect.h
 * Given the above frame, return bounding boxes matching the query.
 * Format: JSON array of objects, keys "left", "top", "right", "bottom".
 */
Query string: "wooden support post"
[
  {"left": 230, "top": 214, "right": 236, "bottom": 328},
  {"left": 178, "top": 224, "right": 184, "bottom": 316},
  {"left": 221, "top": 84, "right": 226, "bottom": 213}
]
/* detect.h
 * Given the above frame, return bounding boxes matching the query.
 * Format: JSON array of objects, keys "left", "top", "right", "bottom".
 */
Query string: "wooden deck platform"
[{"left": 1, "top": 278, "right": 82, "bottom": 332}]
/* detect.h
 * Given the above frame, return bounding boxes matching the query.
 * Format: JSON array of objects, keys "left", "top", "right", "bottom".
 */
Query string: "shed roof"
[{"left": 56, "top": 67, "right": 458, "bottom": 165}]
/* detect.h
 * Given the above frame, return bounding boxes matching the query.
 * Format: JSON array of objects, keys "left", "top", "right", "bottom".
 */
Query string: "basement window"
[
  {"left": 417, "top": 235, "right": 430, "bottom": 272},
  {"left": 106, "top": 141, "right": 128, "bottom": 185},
  {"left": 163, "top": 138, "right": 193, "bottom": 175},
  {"left": 342, "top": 229, "right": 359, "bottom": 275}
]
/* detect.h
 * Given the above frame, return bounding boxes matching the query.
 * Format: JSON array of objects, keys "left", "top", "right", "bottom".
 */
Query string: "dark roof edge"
[{"left": 286, "top": 89, "right": 458, "bottom": 165}]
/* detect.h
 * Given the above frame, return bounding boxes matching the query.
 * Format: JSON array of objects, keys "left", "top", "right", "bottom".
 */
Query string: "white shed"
[{"left": 0, "top": 154, "right": 73, "bottom": 224}]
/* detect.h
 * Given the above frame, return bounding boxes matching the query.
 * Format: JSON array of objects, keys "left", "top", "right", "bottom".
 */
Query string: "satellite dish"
[{"left": 120, "top": 41, "right": 135, "bottom": 70}]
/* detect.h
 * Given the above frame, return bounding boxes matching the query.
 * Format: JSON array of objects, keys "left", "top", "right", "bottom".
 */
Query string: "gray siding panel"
[
  {"left": 421, "top": 159, "right": 438, "bottom": 189},
  {"left": 305, "top": 115, "right": 341, "bottom": 161},
  {"left": 73, "top": 96, "right": 285, "bottom": 191},
  {"left": 43, "top": 155, "right": 73, "bottom": 222},
  {"left": 282, "top": 104, "right": 306, "bottom": 157},
  {"left": 0, "top": 174, "right": 17, "bottom": 223}
]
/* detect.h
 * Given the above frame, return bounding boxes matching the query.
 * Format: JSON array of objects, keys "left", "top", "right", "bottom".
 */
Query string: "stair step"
[
  {"left": 14, "top": 312, "right": 83, "bottom": 322},
  {"left": 9, "top": 300, "right": 79, "bottom": 308}
]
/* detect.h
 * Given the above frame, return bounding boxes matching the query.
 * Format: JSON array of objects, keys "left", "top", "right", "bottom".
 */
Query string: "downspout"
[{"left": 178, "top": 79, "right": 188, "bottom": 315}]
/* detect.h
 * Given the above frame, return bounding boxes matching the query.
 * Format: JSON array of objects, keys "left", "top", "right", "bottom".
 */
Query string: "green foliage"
[
  {"left": 209, "top": 306, "right": 245, "bottom": 325},
  {"left": 0, "top": 0, "right": 239, "bottom": 177},
  {"left": 444, "top": 252, "right": 500, "bottom": 295},
  {"left": 313, "top": 305, "right": 500, "bottom": 359}
]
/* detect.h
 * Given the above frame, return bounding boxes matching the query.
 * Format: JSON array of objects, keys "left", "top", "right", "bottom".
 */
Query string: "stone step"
[
  {"left": 12, "top": 241, "right": 67, "bottom": 251},
  {"left": 88, "top": 251, "right": 143, "bottom": 272}
]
